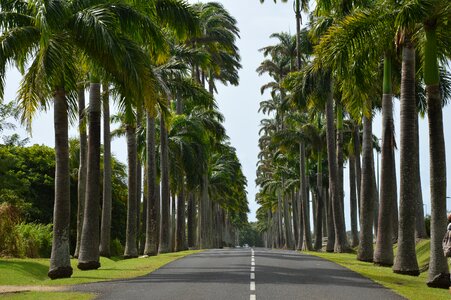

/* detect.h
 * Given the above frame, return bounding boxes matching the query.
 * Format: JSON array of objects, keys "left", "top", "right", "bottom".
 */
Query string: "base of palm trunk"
[
  {"left": 48, "top": 266, "right": 73, "bottom": 279},
  {"left": 393, "top": 269, "right": 420, "bottom": 276},
  {"left": 374, "top": 261, "right": 393, "bottom": 267},
  {"left": 123, "top": 254, "right": 138, "bottom": 259},
  {"left": 77, "top": 261, "right": 101, "bottom": 270}
]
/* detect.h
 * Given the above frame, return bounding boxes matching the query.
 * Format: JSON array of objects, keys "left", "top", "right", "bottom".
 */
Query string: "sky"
[{"left": 3, "top": 0, "right": 451, "bottom": 228}]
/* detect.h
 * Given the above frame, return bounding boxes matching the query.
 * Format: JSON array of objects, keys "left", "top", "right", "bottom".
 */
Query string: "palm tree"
[
  {"left": 100, "top": 83, "right": 112, "bottom": 257},
  {"left": 124, "top": 110, "right": 139, "bottom": 258},
  {"left": 393, "top": 36, "right": 419, "bottom": 276},
  {"left": 144, "top": 112, "right": 159, "bottom": 255},
  {"left": 74, "top": 85, "right": 87, "bottom": 258},
  {"left": 78, "top": 79, "right": 102, "bottom": 270}
]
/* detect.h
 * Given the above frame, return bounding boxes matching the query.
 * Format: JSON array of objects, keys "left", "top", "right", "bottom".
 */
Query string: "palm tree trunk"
[
  {"left": 124, "top": 123, "right": 138, "bottom": 258},
  {"left": 349, "top": 153, "right": 359, "bottom": 248},
  {"left": 414, "top": 109, "right": 427, "bottom": 239},
  {"left": 48, "top": 87, "right": 73, "bottom": 279},
  {"left": 159, "top": 113, "right": 171, "bottom": 253},
  {"left": 144, "top": 114, "right": 159, "bottom": 256},
  {"left": 140, "top": 168, "right": 147, "bottom": 255},
  {"left": 136, "top": 159, "right": 142, "bottom": 252},
  {"left": 424, "top": 26, "right": 448, "bottom": 280},
  {"left": 336, "top": 104, "right": 346, "bottom": 233},
  {"left": 100, "top": 84, "right": 112, "bottom": 257},
  {"left": 283, "top": 192, "right": 293, "bottom": 249},
  {"left": 357, "top": 114, "right": 374, "bottom": 262},
  {"left": 171, "top": 192, "right": 176, "bottom": 252},
  {"left": 374, "top": 55, "right": 396, "bottom": 266},
  {"left": 78, "top": 81, "right": 101, "bottom": 270},
  {"left": 325, "top": 185, "right": 334, "bottom": 252},
  {"left": 393, "top": 41, "right": 419, "bottom": 276},
  {"left": 292, "top": 189, "right": 299, "bottom": 249},
  {"left": 301, "top": 142, "right": 312, "bottom": 250},
  {"left": 314, "top": 153, "right": 324, "bottom": 250},
  {"left": 187, "top": 192, "right": 196, "bottom": 248},
  {"left": 74, "top": 87, "right": 86, "bottom": 259},
  {"left": 325, "top": 81, "right": 348, "bottom": 253},
  {"left": 176, "top": 181, "right": 186, "bottom": 252},
  {"left": 353, "top": 125, "right": 362, "bottom": 219}
]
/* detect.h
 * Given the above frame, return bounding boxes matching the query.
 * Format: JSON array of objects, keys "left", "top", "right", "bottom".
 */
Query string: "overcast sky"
[{"left": 3, "top": 0, "right": 451, "bottom": 227}]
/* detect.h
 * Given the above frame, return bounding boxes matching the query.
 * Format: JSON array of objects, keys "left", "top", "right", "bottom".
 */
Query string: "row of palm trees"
[
  {"left": 0, "top": 0, "right": 248, "bottom": 279},
  {"left": 257, "top": 0, "right": 450, "bottom": 283}
]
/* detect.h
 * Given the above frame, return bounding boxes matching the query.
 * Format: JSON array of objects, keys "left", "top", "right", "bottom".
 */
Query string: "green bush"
[
  {"left": 16, "top": 223, "right": 53, "bottom": 258},
  {"left": 0, "top": 202, "right": 22, "bottom": 257},
  {"left": 110, "top": 238, "right": 124, "bottom": 257}
]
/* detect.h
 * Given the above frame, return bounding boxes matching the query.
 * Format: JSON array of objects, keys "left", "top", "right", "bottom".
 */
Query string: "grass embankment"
[
  {"left": 0, "top": 292, "right": 93, "bottom": 300},
  {"left": 307, "top": 240, "right": 449, "bottom": 300},
  {"left": 0, "top": 250, "right": 201, "bottom": 299}
]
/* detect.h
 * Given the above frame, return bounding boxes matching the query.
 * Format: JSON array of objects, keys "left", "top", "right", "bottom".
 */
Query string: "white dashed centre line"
[{"left": 250, "top": 248, "right": 256, "bottom": 300}]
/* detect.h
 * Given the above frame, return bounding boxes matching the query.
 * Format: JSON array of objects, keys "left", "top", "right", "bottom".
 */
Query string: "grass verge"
[
  {"left": 0, "top": 250, "right": 202, "bottom": 299},
  {"left": 306, "top": 240, "right": 449, "bottom": 300},
  {"left": 0, "top": 292, "right": 94, "bottom": 300},
  {"left": 0, "top": 250, "right": 202, "bottom": 286}
]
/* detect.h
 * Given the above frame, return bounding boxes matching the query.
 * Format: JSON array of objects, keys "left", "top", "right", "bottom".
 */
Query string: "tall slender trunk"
[
  {"left": 159, "top": 113, "right": 170, "bottom": 253},
  {"left": 414, "top": 109, "right": 427, "bottom": 239},
  {"left": 326, "top": 185, "right": 334, "bottom": 252},
  {"left": 140, "top": 168, "right": 147, "bottom": 255},
  {"left": 349, "top": 153, "right": 359, "bottom": 248},
  {"left": 100, "top": 84, "right": 112, "bottom": 257},
  {"left": 424, "top": 26, "right": 448, "bottom": 280},
  {"left": 124, "top": 123, "right": 138, "bottom": 258},
  {"left": 292, "top": 189, "right": 299, "bottom": 249},
  {"left": 336, "top": 104, "right": 346, "bottom": 233},
  {"left": 325, "top": 80, "right": 348, "bottom": 253},
  {"left": 283, "top": 192, "right": 293, "bottom": 249},
  {"left": 136, "top": 159, "right": 142, "bottom": 252},
  {"left": 170, "top": 192, "right": 176, "bottom": 252},
  {"left": 144, "top": 114, "right": 159, "bottom": 256},
  {"left": 357, "top": 114, "right": 374, "bottom": 262},
  {"left": 74, "top": 87, "right": 87, "bottom": 259},
  {"left": 374, "top": 55, "right": 396, "bottom": 266},
  {"left": 175, "top": 181, "right": 186, "bottom": 252},
  {"left": 392, "top": 153, "right": 399, "bottom": 243},
  {"left": 393, "top": 41, "right": 419, "bottom": 276},
  {"left": 48, "top": 87, "right": 73, "bottom": 279},
  {"left": 187, "top": 192, "right": 196, "bottom": 248},
  {"left": 353, "top": 125, "right": 362, "bottom": 220},
  {"left": 301, "top": 142, "right": 312, "bottom": 250},
  {"left": 78, "top": 81, "right": 101, "bottom": 270},
  {"left": 314, "top": 153, "right": 323, "bottom": 250}
]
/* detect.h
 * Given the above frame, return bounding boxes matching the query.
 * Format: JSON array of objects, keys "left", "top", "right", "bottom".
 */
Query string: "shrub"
[
  {"left": 0, "top": 202, "right": 22, "bottom": 257},
  {"left": 16, "top": 223, "right": 53, "bottom": 258},
  {"left": 110, "top": 238, "right": 124, "bottom": 257}
]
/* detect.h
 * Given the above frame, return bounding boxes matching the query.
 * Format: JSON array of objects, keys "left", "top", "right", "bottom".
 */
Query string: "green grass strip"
[
  {"left": 0, "top": 250, "right": 202, "bottom": 286},
  {"left": 306, "top": 240, "right": 449, "bottom": 300},
  {"left": 0, "top": 292, "right": 94, "bottom": 300}
]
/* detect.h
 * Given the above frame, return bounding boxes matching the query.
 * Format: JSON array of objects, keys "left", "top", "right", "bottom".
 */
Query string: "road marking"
[{"left": 250, "top": 249, "right": 256, "bottom": 300}]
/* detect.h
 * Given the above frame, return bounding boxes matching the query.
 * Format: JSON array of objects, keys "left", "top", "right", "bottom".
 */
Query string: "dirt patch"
[{"left": 0, "top": 285, "right": 69, "bottom": 294}]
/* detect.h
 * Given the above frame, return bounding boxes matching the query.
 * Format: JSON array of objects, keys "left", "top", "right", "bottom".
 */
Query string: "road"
[{"left": 73, "top": 248, "right": 405, "bottom": 300}]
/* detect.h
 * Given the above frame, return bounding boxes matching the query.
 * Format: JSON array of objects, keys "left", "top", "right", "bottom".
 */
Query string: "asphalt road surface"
[{"left": 73, "top": 248, "right": 405, "bottom": 300}]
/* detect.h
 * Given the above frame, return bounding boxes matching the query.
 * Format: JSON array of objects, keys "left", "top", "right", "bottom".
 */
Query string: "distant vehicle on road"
[{"left": 243, "top": 244, "right": 249, "bottom": 248}]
